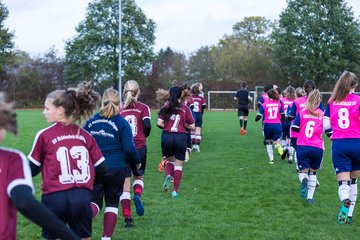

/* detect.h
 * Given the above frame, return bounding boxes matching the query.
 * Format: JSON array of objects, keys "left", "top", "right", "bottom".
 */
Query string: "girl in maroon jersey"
[
  {"left": 119, "top": 80, "right": 151, "bottom": 228},
  {"left": 0, "top": 94, "right": 79, "bottom": 240},
  {"left": 28, "top": 82, "right": 108, "bottom": 240},
  {"left": 157, "top": 86, "right": 195, "bottom": 198}
]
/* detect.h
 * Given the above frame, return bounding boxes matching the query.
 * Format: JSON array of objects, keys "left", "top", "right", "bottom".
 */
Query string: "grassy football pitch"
[{"left": 3, "top": 109, "right": 360, "bottom": 239}]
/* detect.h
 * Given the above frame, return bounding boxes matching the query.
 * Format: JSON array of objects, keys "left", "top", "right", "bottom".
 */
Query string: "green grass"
[{"left": 3, "top": 110, "right": 360, "bottom": 239}]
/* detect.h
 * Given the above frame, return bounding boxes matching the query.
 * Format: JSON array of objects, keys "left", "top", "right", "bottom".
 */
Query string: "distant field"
[{"left": 3, "top": 110, "right": 360, "bottom": 239}]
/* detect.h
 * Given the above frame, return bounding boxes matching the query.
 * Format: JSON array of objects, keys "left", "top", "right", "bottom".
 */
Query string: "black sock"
[
  {"left": 240, "top": 119, "right": 243, "bottom": 128},
  {"left": 244, "top": 120, "right": 247, "bottom": 130}
]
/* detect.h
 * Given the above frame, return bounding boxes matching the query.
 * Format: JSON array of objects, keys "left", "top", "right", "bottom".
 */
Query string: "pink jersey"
[
  {"left": 189, "top": 95, "right": 206, "bottom": 113},
  {"left": 327, "top": 93, "right": 360, "bottom": 139},
  {"left": 290, "top": 96, "right": 307, "bottom": 138},
  {"left": 296, "top": 109, "right": 325, "bottom": 149},
  {"left": 0, "top": 147, "right": 33, "bottom": 240},
  {"left": 28, "top": 122, "right": 105, "bottom": 194},
  {"left": 260, "top": 99, "right": 283, "bottom": 124},
  {"left": 282, "top": 97, "right": 295, "bottom": 113},
  {"left": 159, "top": 104, "right": 194, "bottom": 133},
  {"left": 120, "top": 101, "right": 151, "bottom": 148}
]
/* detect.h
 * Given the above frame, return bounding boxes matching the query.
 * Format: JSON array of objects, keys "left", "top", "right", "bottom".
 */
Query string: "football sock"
[
  {"left": 239, "top": 119, "right": 243, "bottom": 128},
  {"left": 91, "top": 202, "right": 100, "bottom": 218},
  {"left": 298, "top": 172, "right": 309, "bottom": 183},
  {"left": 349, "top": 178, "right": 358, "bottom": 217},
  {"left": 288, "top": 146, "right": 294, "bottom": 160},
  {"left": 338, "top": 180, "right": 351, "bottom": 201},
  {"left": 191, "top": 134, "right": 196, "bottom": 145},
  {"left": 244, "top": 120, "right": 247, "bottom": 130},
  {"left": 307, "top": 172, "right": 317, "bottom": 200},
  {"left": 120, "top": 192, "right": 131, "bottom": 219},
  {"left": 165, "top": 161, "right": 174, "bottom": 177},
  {"left": 103, "top": 207, "right": 118, "bottom": 238},
  {"left": 173, "top": 166, "right": 183, "bottom": 192},
  {"left": 195, "top": 135, "right": 201, "bottom": 145},
  {"left": 266, "top": 144, "right": 273, "bottom": 161},
  {"left": 133, "top": 179, "right": 144, "bottom": 196}
]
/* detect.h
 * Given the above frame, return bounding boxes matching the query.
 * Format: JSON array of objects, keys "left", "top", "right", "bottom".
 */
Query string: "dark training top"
[{"left": 235, "top": 89, "right": 250, "bottom": 107}]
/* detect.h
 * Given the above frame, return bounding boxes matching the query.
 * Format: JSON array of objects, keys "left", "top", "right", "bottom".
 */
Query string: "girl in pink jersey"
[
  {"left": 291, "top": 89, "right": 326, "bottom": 204},
  {"left": 28, "top": 82, "right": 108, "bottom": 239},
  {"left": 324, "top": 71, "right": 360, "bottom": 224},
  {"left": 157, "top": 86, "right": 195, "bottom": 198},
  {"left": 0, "top": 94, "right": 79, "bottom": 240},
  {"left": 255, "top": 89, "right": 285, "bottom": 164},
  {"left": 280, "top": 86, "right": 295, "bottom": 163},
  {"left": 119, "top": 80, "right": 151, "bottom": 228}
]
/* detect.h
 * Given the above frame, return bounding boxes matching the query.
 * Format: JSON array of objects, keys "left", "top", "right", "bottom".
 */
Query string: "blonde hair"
[
  {"left": 306, "top": 89, "right": 321, "bottom": 117},
  {"left": 0, "top": 93, "right": 17, "bottom": 135},
  {"left": 100, "top": 88, "right": 120, "bottom": 118},
  {"left": 329, "top": 71, "right": 358, "bottom": 103},
  {"left": 156, "top": 88, "right": 170, "bottom": 104},
  {"left": 47, "top": 81, "right": 100, "bottom": 126},
  {"left": 123, "top": 80, "right": 139, "bottom": 108}
]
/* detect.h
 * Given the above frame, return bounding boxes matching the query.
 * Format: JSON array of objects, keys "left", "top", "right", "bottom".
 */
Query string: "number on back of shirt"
[
  {"left": 57, "top": 146, "right": 91, "bottom": 184},
  {"left": 338, "top": 108, "right": 350, "bottom": 129},
  {"left": 125, "top": 115, "right": 138, "bottom": 137},
  {"left": 267, "top": 107, "right": 278, "bottom": 119},
  {"left": 170, "top": 114, "right": 181, "bottom": 132}
]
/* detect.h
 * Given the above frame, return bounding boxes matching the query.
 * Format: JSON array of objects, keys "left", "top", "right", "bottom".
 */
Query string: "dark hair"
[
  {"left": 191, "top": 84, "right": 201, "bottom": 95},
  {"left": 304, "top": 80, "right": 316, "bottom": 96},
  {"left": 267, "top": 89, "right": 280, "bottom": 101},
  {"left": 158, "top": 86, "right": 182, "bottom": 120},
  {"left": 241, "top": 82, "right": 247, "bottom": 89},
  {"left": 47, "top": 81, "right": 100, "bottom": 125},
  {"left": 264, "top": 84, "right": 273, "bottom": 93},
  {"left": 0, "top": 93, "right": 17, "bottom": 135}
]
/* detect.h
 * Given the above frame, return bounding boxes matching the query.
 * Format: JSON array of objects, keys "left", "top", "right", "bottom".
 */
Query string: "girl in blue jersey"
[{"left": 84, "top": 88, "right": 141, "bottom": 238}]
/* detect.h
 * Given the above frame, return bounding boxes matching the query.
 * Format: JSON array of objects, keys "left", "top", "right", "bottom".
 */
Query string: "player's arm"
[
  {"left": 291, "top": 114, "right": 300, "bottom": 132},
  {"left": 287, "top": 102, "right": 296, "bottom": 121},
  {"left": 143, "top": 118, "right": 151, "bottom": 137},
  {"left": 122, "top": 123, "right": 141, "bottom": 166},
  {"left": 10, "top": 185, "right": 80, "bottom": 240},
  {"left": 29, "top": 161, "right": 41, "bottom": 177},
  {"left": 157, "top": 118, "right": 164, "bottom": 129}
]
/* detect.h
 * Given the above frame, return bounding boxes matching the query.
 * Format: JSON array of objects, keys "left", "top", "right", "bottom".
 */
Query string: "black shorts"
[
  {"left": 238, "top": 106, "right": 249, "bottom": 116},
  {"left": 41, "top": 188, "right": 92, "bottom": 239},
  {"left": 162, "top": 132, "right": 187, "bottom": 161},
  {"left": 91, "top": 168, "right": 127, "bottom": 209}
]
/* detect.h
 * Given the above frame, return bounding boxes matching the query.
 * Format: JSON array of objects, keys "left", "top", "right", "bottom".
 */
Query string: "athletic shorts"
[
  {"left": 91, "top": 168, "right": 127, "bottom": 209},
  {"left": 263, "top": 123, "right": 282, "bottom": 141},
  {"left": 281, "top": 121, "right": 291, "bottom": 140},
  {"left": 296, "top": 146, "right": 324, "bottom": 171},
  {"left": 131, "top": 145, "right": 147, "bottom": 177},
  {"left": 238, "top": 105, "right": 249, "bottom": 117},
  {"left": 193, "top": 112, "right": 203, "bottom": 127},
  {"left": 162, "top": 131, "right": 187, "bottom": 161},
  {"left": 41, "top": 188, "right": 92, "bottom": 239},
  {"left": 332, "top": 139, "right": 360, "bottom": 174}
]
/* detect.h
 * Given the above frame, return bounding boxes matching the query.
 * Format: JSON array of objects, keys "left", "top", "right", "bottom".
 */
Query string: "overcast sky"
[{"left": 3, "top": 0, "right": 360, "bottom": 57}]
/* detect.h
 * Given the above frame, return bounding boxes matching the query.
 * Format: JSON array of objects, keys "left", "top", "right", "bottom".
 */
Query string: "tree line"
[{"left": 0, "top": 0, "right": 359, "bottom": 108}]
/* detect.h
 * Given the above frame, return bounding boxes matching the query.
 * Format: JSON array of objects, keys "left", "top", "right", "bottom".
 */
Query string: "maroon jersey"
[
  {"left": 189, "top": 95, "right": 207, "bottom": 113},
  {"left": 159, "top": 103, "right": 194, "bottom": 133},
  {"left": 28, "top": 122, "right": 105, "bottom": 194},
  {"left": 0, "top": 147, "right": 34, "bottom": 240},
  {"left": 120, "top": 101, "right": 151, "bottom": 148}
]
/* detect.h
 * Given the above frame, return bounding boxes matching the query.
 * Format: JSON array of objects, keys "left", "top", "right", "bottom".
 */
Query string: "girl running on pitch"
[
  {"left": 119, "top": 80, "right": 151, "bottom": 228},
  {"left": 324, "top": 71, "right": 360, "bottom": 224},
  {"left": 157, "top": 86, "right": 195, "bottom": 198},
  {"left": 255, "top": 89, "right": 285, "bottom": 164},
  {"left": 28, "top": 82, "right": 108, "bottom": 240}
]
